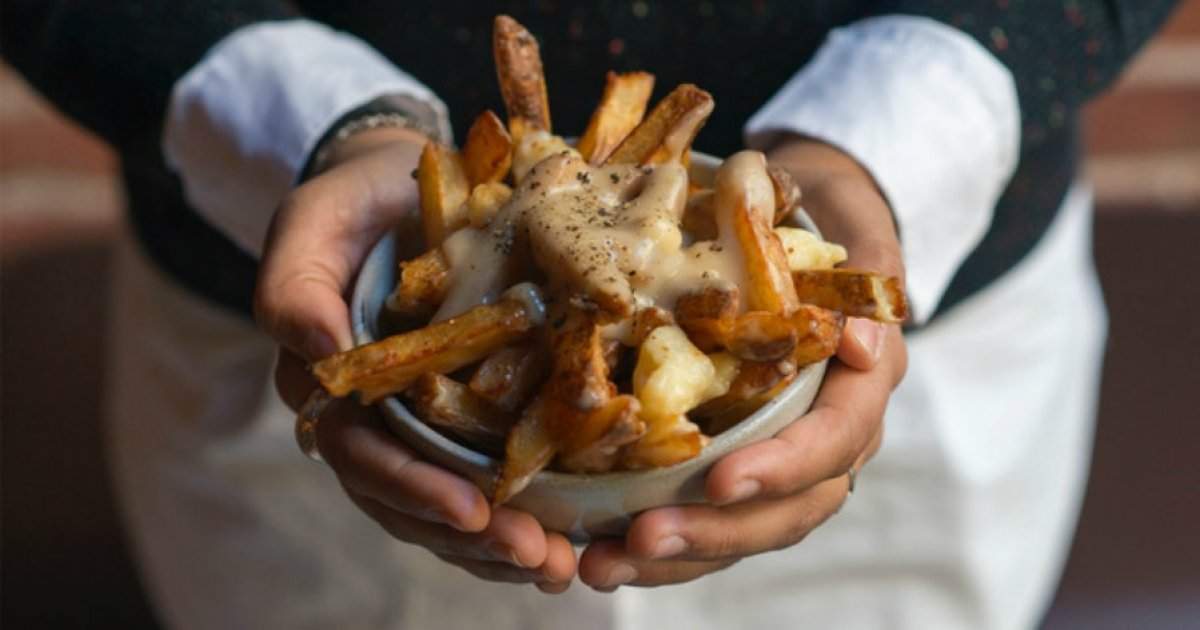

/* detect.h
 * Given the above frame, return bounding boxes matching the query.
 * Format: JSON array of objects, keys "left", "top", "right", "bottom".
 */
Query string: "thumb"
[{"left": 255, "top": 152, "right": 420, "bottom": 362}]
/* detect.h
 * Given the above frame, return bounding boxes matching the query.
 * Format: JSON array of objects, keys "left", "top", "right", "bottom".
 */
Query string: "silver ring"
[{"left": 296, "top": 389, "right": 332, "bottom": 462}]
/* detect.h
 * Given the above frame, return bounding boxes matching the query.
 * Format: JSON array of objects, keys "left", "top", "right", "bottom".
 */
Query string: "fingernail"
[
  {"left": 600, "top": 563, "right": 637, "bottom": 588},
  {"left": 302, "top": 329, "right": 338, "bottom": 361},
  {"left": 651, "top": 535, "right": 688, "bottom": 559},
  {"left": 486, "top": 541, "right": 528, "bottom": 568},
  {"left": 721, "top": 479, "right": 761, "bottom": 505},
  {"left": 848, "top": 318, "right": 883, "bottom": 363}
]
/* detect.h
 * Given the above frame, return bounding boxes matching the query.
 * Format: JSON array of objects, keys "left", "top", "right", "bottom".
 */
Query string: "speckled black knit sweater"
[{"left": 1, "top": 1, "right": 1180, "bottom": 320}]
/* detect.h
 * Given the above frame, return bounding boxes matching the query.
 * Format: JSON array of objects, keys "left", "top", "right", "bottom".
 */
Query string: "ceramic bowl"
[{"left": 350, "top": 154, "right": 827, "bottom": 542}]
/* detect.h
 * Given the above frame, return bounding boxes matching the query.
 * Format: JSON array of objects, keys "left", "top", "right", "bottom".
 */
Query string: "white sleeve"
[
  {"left": 163, "top": 19, "right": 450, "bottom": 258},
  {"left": 744, "top": 15, "right": 1020, "bottom": 324}
]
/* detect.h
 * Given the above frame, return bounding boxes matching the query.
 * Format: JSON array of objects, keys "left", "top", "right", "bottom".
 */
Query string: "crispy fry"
[
  {"left": 775, "top": 226, "right": 847, "bottom": 271},
  {"left": 385, "top": 248, "right": 451, "bottom": 317},
  {"left": 792, "top": 269, "right": 909, "bottom": 323},
  {"left": 544, "top": 307, "right": 612, "bottom": 416},
  {"left": 767, "top": 165, "right": 801, "bottom": 225},
  {"left": 556, "top": 395, "right": 645, "bottom": 473},
  {"left": 493, "top": 15, "right": 551, "bottom": 141},
  {"left": 692, "top": 358, "right": 795, "bottom": 432},
  {"left": 605, "top": 84, "right": 714, "bottom": 166},
  {"left": 406, "top": 373, "right": 515, "bottom": 455},
  {"left": 789, "top": 304, "right": 845, "bottom": 366},
  {"left": 462, "top": 110, "right": 513, "bottom": 186},
  {"left": 418, "top": 142, "right": 471, "bottom": 248},
  {"left": 675, "top": 287, "right": 800, "bottom": 362},
  {"left": 577, "top": 71, "right": 656, "bottom": 164},
  {"left": 467, "top": 181, "right": 514, "bottom": 228},
  {"left": 468, "top": 342, "right": 547, "bottom": 413},
  {"left": 629, "top": 306, "right": 676, "bottom": 346},
  {"left": 716, "top": 151, "right": 800, "bottom": 315},
  {"left": 620, "top": 416, "right": 707, "bottom": 470},
  {"left": 493, "top": 397, "right": 557, "bottom": 505},
  {"left": 313, "top": 297, "right": 539, "bottom": 403},
  {"left": 681, "top": 188, "right": 717, "bottom": 240}
]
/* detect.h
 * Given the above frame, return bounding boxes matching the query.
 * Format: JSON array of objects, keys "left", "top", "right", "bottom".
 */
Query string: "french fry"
[
  {"left": 789, "top": 304, "right": 845, "bottom": 366},
  {"left": 468, "top": 342, "right": 547, "bottom": 413},
  {"left": 418, "top": 142, "right": 471, "bottom": 247},
  {"left": 577, "top": 71, "right": 656, "bottom": 164},
  {"left": 692, "top": 358, "right": 796, "bottom": 433},
  {"left": 385, "top": 248, "right": 451, "bottom": 317},
  {"left": 544, "top": 307, "right": 612, "bottom": 416},
  {"left": 313, "top": 297, "right": 539, "bottom": 403},
  {"left": 467, "top": 181, "right": 514, "bottom": 228},
  {"left": 556, "top": 395, "right": 645, "bottom": 473},
  {"left": 493, "top": 15, "right": 551, "bottom": 141},
  {"left": 775, "top": 226, "right": 847, "bottom": 271},
  {"left": 620, "top": 415, "right": 707, "bottom": 470},
  {"left": 629, "top": 306, "right": 676, "bottom": 346},
  {"left": 605, "top": 84, "right": 714, "bottom": 166},
  {"left": 792, "top": 269, "right": 909, "bottom": 323},
  {"left": 406, "top": 373, "right": 515, "bottom": 455},
  {"left": 767, "top": 165, "right": 801, "bottom": 225},
  {"left": 462, "top": 110, "right": 513, "bottom": 186},
  {"left": 681, "top": 188, "right": 717, "bottom": 240},
  {"left": 493, "top": 397, "right": 557, "bottom": 505},
  {"left": 675, "top": 287, "right": 799, "bottom": 362},
  {"left": 715, "top": 151, "right": 800, "bottom": 315}
]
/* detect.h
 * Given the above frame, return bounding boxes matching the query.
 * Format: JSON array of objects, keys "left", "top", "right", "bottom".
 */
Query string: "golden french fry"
[
  {"left": 385, "top": 248, "right": 451, "bottom": 317},
  {"left": 313, "top": 297, "right": 538, "bottom": 403},
  {"left": 418, "top": 142, "right": 471, "bottom": 247},
  {"left": 775, "top": 226, "right": 847, "bottom": 271},
  {"left": 468, "top": 342, "right": 547, "bottom": 413},
  {"left": 605, "top": 83, "right": 714, "bottom": 166},
  {"left": 792, "top": 269, "right": 909, "bottom": 323},
  {"left": 577, "top": 71, "right": 656, "bottom": 164},
  {"left": 681, "top": 188, "right": 717, "bottom": 240},
  {"left": 493, "top": 15, "right": 551, "bottom": 141},
  {"left": 716, "top": 151, "right": 800, "bottom": 315},
  {"left": 629, "top": 305, "right": 676, "bottom": 347},
  {"left": 462, "top": 110, "right": 514, "bottom": 186},
  {"left": 675, "top": 287, "right": 797, "bottom": 362},
  {"left": 767, "top": 165, "right": 801, "bottom": 225},
  {"left": 493, "top": 397, "right": 557, "bottom": 505},
  {"left": 620, "top": 416, "right": 707, "bottom": 470},
  {"left": 543, "top": 307, "right": 612, "bottom": 418},
  {"left": 467, "top": 181, "right": 514, "bottom": 228},
  {"left": 692, "top": 358, "right": 796, "bottom": 433},
  {"left": 556, "top": 395, "right": 645, "bottom": 473},
  {"left": 789, "top": 304, "right": 845, "bottom": 366},
  {"left": 406, "top": 373, "right": 514, "bottom": 455}
]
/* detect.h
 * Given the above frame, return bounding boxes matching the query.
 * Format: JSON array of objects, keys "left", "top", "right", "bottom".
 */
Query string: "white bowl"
[{"left": 350, "top": 154, "right": 827, "bottom": 541}]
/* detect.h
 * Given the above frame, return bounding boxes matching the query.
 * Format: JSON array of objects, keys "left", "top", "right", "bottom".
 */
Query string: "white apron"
[{"left": 106, "top": 182, "right": 1105, "bottom": 630}]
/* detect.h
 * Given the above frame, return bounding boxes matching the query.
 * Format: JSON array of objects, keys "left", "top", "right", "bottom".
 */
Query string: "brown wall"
[{"left": 3, "top": 4, "right": 1199, "bottom": 627}]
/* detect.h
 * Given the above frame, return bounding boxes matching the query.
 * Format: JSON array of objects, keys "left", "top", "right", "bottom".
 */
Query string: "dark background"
[{"left": 3, "top": 3, "right": 1199, "bottom": 626}]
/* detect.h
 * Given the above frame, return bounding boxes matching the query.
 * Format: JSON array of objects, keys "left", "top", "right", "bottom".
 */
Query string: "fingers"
[
  {"left": 275, "top": 349, "right": 318, "bottom": 411},
  {"left": 837, "top": 317, "right": 884, "bottom": 371},
  {"left": 254, "top": 141, "right": 423, "bottom": 361},
  {"left": 578, "top": 538, "right": 737, "bottom": 590},
  {"left": 620, "top": 474, "right": 848, "bottom": 564},
  {"left": 706, "top": 325, "right": 904, "bottom": 505},
  {"left": 315, "top": 399, "right": 490, "bottom": 532}
]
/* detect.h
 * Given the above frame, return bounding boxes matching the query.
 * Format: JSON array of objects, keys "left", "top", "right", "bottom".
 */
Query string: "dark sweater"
[{"left": 1, "top": 1, "right": 1180, "bottom": 320}]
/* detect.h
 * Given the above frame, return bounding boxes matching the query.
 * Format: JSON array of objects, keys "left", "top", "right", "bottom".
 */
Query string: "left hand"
[{"left": 578, "top": 136, "right": 909, "bottom": 590}]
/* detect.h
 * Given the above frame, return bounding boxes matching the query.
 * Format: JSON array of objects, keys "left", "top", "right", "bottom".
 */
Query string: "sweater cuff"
[{"left": 163, "top": 19, "right": 449, "bottom": 258}]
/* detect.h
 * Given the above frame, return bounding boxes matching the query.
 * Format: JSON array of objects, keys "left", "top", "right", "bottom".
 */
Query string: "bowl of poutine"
[{"left": 309, "top": 16, "right": 907, "bottom": 541}]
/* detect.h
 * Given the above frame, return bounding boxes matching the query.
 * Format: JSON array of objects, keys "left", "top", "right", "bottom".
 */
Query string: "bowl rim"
[{"left": 352, "top": 152, "right": 828, "bottom": 490}]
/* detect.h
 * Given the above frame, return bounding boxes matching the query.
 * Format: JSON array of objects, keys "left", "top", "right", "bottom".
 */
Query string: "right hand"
[{"left": 255, "top": 126, "right": 576, "bottom": 593}]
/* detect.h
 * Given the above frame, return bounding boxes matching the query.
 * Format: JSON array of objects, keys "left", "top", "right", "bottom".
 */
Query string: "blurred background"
[{"left": 2, "top": 4, "right": 1198, "bottom": 627}]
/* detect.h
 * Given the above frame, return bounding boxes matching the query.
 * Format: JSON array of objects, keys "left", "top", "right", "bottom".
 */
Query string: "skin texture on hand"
[
  {"left": 577, "top": 135, "right": 909, "bottom": 590},
  {"left": 257, "top": 127, "right": 577, "bottom": 594}
]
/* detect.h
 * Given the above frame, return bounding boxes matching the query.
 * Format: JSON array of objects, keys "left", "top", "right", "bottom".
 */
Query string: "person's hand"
[
  {"left": 256, "top": 126, "right": 576, "bottom": 593},
  {"left": 578, "top": 136, "right": 908, "bottom": 590}
]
